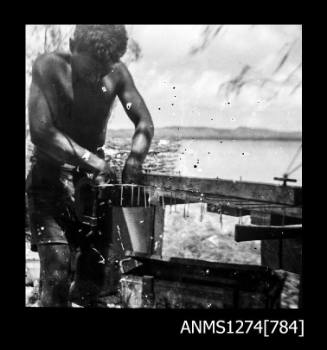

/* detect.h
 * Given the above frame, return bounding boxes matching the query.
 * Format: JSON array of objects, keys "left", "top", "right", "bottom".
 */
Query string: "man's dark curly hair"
[{"left": 73, "top": 25, "right": 128, "bottom": 64}]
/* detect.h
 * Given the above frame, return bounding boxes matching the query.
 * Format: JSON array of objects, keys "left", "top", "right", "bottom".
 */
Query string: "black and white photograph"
[{"left": 25, "top": 25, "right": 302, "bottom": 312}]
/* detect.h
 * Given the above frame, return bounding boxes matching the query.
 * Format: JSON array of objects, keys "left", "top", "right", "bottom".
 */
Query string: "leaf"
[
  {"left": 212, "top": 25, "right": 224, "bottom": 38},
  {"left": 274, "top": 38, "right": 299, "bottom": 75},
  {"left": 283, "top": 62, "right": 302, "bottom": 84},
  {"left": 189, "top": 25, "right": 223, "bottom": 56},
  {"left": 219, "top": 64, "right": 252, "bottom": 97},
  {"left": 273, "top": 51, "right": 290, "bottom": 74},
  {"left": 289, "top": 81, "right": 302, "bottom": 95}
]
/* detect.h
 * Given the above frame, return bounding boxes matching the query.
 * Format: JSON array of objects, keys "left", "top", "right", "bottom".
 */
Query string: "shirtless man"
[{"left": 26, "top": 25, "right": 154, "bottom": 307}]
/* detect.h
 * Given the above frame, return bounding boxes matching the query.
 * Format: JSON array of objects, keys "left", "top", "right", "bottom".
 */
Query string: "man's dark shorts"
[
  {"left": 26, "top": 157, "right": 83, "bottom": 251},
  {"left": 26, "top": 152, "right": 117, "bottom": 253}
]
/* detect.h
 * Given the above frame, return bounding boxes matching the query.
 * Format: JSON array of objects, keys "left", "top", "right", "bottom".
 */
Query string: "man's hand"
[
  {"left": 94, "top": 160, "right": 117, "bottom": 186},
  {"left": 122, "top": 156, "right": 143, "bottom": 184}
]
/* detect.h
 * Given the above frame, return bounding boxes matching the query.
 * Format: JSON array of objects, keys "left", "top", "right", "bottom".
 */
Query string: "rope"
[
  {"left": 286, "top": 162, "right": 302, "bottom": 176},
  {"left": 285, "top": 143, "right": 302, "bottom": 175}
]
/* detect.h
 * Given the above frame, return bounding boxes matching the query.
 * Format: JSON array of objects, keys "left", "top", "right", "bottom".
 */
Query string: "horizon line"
[{"left": 108, "top": 125, "right": 302, "bottom": 133}]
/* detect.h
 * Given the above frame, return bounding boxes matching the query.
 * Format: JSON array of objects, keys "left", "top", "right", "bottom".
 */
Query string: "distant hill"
[{"left": 107, "top": 126, "right": 302, "bottom": 141}]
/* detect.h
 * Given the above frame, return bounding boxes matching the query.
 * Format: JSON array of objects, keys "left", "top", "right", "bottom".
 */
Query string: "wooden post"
[{"left": 257, "top": 213, "right": 303, "bottom": 308}]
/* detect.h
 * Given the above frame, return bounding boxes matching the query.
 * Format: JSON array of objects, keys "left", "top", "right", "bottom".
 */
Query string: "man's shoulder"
[
  {"left": 32, "top": 52, "right": 70, "bottom": 81},
  {"left": 113, "top": 60, "right": 128, "bottom": 72},
  {"left": 112, "top": 61, "right": 134, "bottom": 88}
]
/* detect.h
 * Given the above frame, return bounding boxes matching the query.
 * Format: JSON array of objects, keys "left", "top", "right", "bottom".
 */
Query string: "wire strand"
[
  {"left": 286, "top": 162, "right": 302, "bottom": 176},
  {"left": 285, "top": 143, "right": 302, "bottom": 174}
]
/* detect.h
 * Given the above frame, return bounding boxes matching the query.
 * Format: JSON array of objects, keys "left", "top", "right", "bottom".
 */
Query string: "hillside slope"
[{"left": 107, "top": 126, "right": 302, "bottom": 141}]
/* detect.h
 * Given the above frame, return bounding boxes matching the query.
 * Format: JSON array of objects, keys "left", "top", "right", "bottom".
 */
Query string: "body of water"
[
  {"left": 26, "top": 136, "right": 302, "bottom": 186},
  {"left": 174, "top": 139, "right": 302, "bottom": 185}
]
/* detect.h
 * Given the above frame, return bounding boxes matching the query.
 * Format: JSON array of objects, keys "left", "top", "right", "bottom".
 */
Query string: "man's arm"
[
  {"left": 28, "top": 57, "right": 106, "bottom": 174},
  {"left": 117, "top": 63, "right": 154, "bottom": 183}
]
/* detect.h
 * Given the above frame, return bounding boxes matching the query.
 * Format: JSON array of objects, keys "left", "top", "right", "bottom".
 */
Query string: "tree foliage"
[{"left": 189, "top": 25, "right": 302, "bottom": 101}]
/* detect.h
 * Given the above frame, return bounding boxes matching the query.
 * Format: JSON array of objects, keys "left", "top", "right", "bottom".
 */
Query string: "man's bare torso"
[{"left": 41, "top": 52, "right": 121, "bottom": 152}]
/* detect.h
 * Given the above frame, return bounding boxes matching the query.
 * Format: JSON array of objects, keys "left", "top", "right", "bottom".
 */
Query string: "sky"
[{"left": 108, "top": 25, "right": 302, "bottom": 132}]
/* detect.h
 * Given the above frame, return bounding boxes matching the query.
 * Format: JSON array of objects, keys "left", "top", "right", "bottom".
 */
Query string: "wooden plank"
[
  {"left": 250, "top": 212, "right": 271, "bottom": 225},
  {"left": 120, "top": 257, "right": 285, "bottom": 309},
  {"left": 153, "top": 279, "right": 236, "bottom": 309},
  {"left": 124, "top": 251, "right": 283, "bottom": 292},
  {"left": 139, "top": 173, "right": 302, "bottom": 206},
  {"left": 207, "top": 202, "right": 301, "bottom": 219},
  {"left": 207, "top": 203, "right": 250, "bottom": 217},
  {"left": 120, "top": 275, "right": 283, "bottom": 308},
  {"left": 235, "top": 224, "right": 302, "bottom": 242},
  {"left": 157, "top": 190, "right": 302, "bottom": 218}
]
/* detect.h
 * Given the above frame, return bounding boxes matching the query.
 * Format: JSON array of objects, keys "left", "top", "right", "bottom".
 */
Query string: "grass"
[
  {"left": 162, "top": 203, "right": 299, "bottom": 308},
  {"left": 163, "top": 203, "right": 259, "bottom": 264}
]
